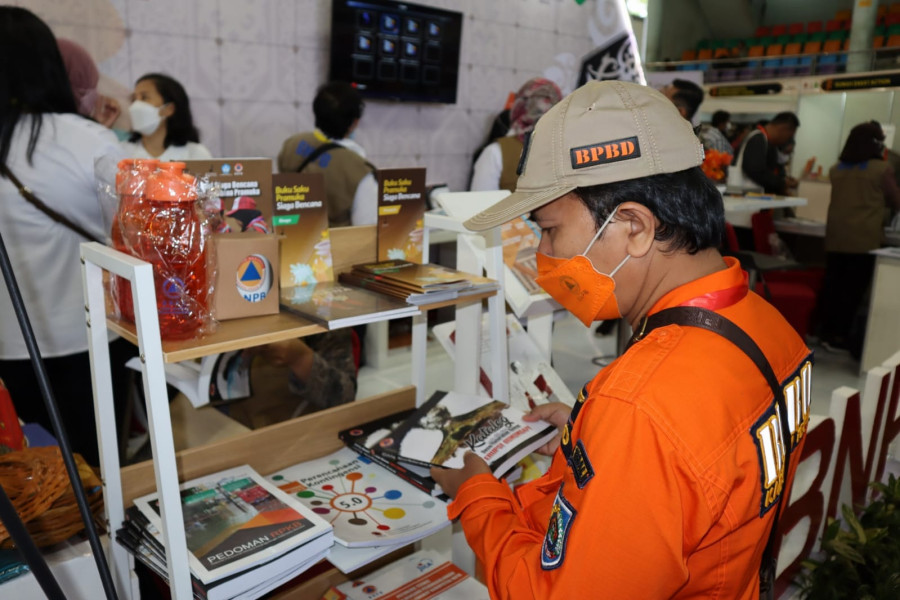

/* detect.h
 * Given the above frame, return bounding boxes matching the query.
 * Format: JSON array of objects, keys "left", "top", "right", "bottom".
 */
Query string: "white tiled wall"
[{"left": 21, "top": 0, "right": 601, "bottom": 192}]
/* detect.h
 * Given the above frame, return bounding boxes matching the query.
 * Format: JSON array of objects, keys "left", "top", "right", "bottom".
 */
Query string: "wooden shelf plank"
[
  {"left": 108, "top": 313, "right": 327, "bottom": 363},
  {"left": 107, "top": 289, "right": 496, "bottom": 363}
]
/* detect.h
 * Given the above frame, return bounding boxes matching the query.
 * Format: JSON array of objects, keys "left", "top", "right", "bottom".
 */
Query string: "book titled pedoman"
[
  {"left": 116, "top": 506, "right": 330, "bottom": 600},
  {"left": 373, "top": 391, "right": 557, "bottom": 479},
  {"left": 132, "top": 465, "right": 333, "bottom": 588}
]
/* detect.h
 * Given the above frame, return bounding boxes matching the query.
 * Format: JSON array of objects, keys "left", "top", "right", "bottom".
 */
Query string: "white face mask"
[{"left": 128, "top": 100, "right": 165, "bottom": 136}]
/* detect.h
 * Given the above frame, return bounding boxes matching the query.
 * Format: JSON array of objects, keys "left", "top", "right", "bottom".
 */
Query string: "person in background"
[
  {"left": 56, "top": 38, "right": 121, "bottom": 129},
  {"left": 470, "top": 78, "right": 563, "bottom": 192},
  {"left": 120, "top": 73, "right": 212, "bottom": 161},
  {"left": 0, "top": 6, "right": 136, "bottom": 466},
  {"left": 697, "top": 109, "right": 734, "bottom": 157},
  {"left": 277, "top": 81, "right": 376, "bottom": 227},
  {"left": 729, "top": 112, "right": 800, "bottom": 194},
  {"left": 431, "top": 81, "right": 811, "bottom": 598},
  {"left": 225, "top": 331, "right": 358, "bottom": 428},
  {"left": 659, "top": 78, "right": 704, "bottom": 123},
  {"left": 819, "top": 122, "right": 900, "bottom": 356}
]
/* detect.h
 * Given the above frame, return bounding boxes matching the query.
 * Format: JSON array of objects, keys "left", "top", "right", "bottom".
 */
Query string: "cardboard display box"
[{"left": 213, "top": 233, "right": 280, "bottom": 320}]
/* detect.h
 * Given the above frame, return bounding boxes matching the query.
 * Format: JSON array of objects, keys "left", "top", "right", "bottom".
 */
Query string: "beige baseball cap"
[{"left": 464, "top": 80, "right": 705, "bottom": 231}]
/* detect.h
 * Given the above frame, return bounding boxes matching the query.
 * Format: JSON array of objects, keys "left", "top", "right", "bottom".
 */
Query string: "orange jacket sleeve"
[{"left": 448, "top": 397, "right": 715, "bottom": 599}]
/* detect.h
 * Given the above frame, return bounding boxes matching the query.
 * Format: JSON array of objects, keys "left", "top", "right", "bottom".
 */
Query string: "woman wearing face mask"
[{"left": 121, "top": 73, "right": 212, "bottom": 161}]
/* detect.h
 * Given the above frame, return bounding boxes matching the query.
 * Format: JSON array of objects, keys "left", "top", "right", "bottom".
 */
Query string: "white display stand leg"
[{"left": 80, "top": 243, "right": 193, "bottom": 600}]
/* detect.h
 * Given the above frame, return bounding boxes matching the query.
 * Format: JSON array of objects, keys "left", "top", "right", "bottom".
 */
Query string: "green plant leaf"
[
  {"left": 842, "top": 504, "right": 867, "bottom": 543},
  {"left": 827, "top": 539, "right": 866, "bottom": 564}
]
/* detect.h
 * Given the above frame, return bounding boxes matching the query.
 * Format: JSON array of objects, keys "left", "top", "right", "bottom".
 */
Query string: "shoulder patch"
[
  {"left": 570, "top": 136, "right": 640, "bottom": 169},
  {"left": 568, "top": 439, "right": 594, "bottom": 489},
  {"left": 541, "top": 484, "right": 576, "bottom": 570},
  {"left": 752, "top": 357, "right": 813, "bottom": 516}
]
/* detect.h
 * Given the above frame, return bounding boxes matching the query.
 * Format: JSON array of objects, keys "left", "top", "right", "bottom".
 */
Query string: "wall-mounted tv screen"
[{"left": 329, "top": 0, "right": 463, "bottom": 104}]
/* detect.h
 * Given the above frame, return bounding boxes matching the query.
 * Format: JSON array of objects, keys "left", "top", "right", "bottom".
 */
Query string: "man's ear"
[{"left": 615, "top": 202, "right": 656, "bottom": 259}]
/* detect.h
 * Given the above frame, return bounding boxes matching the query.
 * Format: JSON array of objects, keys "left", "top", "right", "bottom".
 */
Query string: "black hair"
[
  {"left": 128, "top": 73, "right": 200, "bottom": 147},
  {"left": 671, "top": 79, "right": 704, "bottom": 121},
  {"left": 712, "top": 110, "right": 730, "bottom": 128},
  {"left": 840, "top": 121, "right": 886, "bottom": 164},
  {"left": 0, "top": 6, "right": 79, "bottom": 168},
  {"left": 770, "top": 112, "right": 800, "bottom": 128},
  {"left": 313, "top": 81, "right": 364, "bottom": 139},
  {"left": 574, "top": 167, "right": 724, "bottom": 255}
]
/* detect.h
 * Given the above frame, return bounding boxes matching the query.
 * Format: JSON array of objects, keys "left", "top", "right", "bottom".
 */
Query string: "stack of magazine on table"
[
  {"left": 338, "top": 260, "right": 498, "bottom": 305},
  {"left": 116, "top": 465, "right": 333, "bottom": 600},
  {"left": 321, "top": 549, "right": 489, "bottom": 600}
]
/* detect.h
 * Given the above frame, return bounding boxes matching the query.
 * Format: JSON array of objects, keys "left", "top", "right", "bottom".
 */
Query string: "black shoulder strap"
[
  {"left": 1, "top": 163, "right": 103, "bottom": 244},
  {"left": 630, "top": 306, "right": 791, "bottom": 593},
  {"left": 295, "top": 141, "right": 343, "bottom": 173}
]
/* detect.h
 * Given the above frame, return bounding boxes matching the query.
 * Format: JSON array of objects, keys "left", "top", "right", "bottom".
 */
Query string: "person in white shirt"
[
  {"left": 120, "top": 73, "right": 213, "bottom": 161},
  {"left": 0, "top": 6, "right": 137, "bottom": 465}
]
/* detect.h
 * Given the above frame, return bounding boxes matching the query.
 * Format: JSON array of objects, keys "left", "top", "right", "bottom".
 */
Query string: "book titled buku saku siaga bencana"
[
  {"left": 131, "top": 465, "right": 333, "bottom": 590},
  {"left": 374, "top": 391, "right": 557, "bottom": 478}
]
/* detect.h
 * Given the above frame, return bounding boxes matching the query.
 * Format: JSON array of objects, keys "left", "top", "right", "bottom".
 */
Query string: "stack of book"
[
  {"left": 338, "top": 260, "right": 498, "bottom": 305},
  {"left": 267, "top": 447, "right": 450, "bottom": 574},
  {"left": 116, "top": 465, "right": 333, "bottom": 600},
  {"left": 321, "top": 549, "right": 489, "bottom": 599}
]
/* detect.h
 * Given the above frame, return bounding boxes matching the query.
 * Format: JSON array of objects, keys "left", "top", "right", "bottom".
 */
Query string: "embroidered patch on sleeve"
[
  {"left": 541, "top": 484, "right": 576, "bottom": 571},
  {"left": 568, "top": 439, "right": 594, "bottom": 489}
]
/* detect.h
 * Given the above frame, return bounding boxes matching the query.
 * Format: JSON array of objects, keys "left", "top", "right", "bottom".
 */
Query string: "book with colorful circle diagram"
[{"left": 267, "top": 447, "right": 449, "bottom": 548}]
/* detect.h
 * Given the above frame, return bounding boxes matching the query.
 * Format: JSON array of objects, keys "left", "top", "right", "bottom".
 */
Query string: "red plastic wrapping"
[{"left": 110, "top": 160, "right": 216, "bottom": 341}]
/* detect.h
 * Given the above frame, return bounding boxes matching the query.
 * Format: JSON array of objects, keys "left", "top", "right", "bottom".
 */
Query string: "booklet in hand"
[{"left": 373, "top": 390, "right": 557, "bottom": 478}]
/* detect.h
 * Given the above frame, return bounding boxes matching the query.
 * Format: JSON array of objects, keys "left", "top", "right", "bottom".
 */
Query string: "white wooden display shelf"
[{"left": 80, "top": 223, "right": 501, "bottom": 600}]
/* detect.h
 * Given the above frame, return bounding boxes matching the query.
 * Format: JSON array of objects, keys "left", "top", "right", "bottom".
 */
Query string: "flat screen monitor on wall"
[{"left": 329, "top": 0, "right": 463, "bottom": 104}]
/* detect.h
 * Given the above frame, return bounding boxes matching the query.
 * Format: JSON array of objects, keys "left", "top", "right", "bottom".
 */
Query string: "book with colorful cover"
[
  {"left": 267, "top": 448, "right": 449, "bottom": 549},
  {"left": 501, "top": 216, "right": 543, "bottom": 295},
  {"left": 184, "top": 159, "right": 274, "bottom": 236},
  {"left": 272, "top": 173, "right": 335, "bottom": 287},
  {"left": 279, "top": 281, "right": 419, "bottom": 329},
  {"left": 338, "top": 410, "right": 447, "bottom": 500},
  {"left": 116, "top": 506, "right": 329, "bottom": 600},
  {"left": 322, "top": 550, "right": 489, "bottom": 600},
  {"left": 431, "top": 313, "right": 576, "bottom": 413},
  {"left": 376, "top": 168, "right": 426, "bottom": 263},
  {"left": 132, "top": 465, "right": 333, "bottom": 586},
  {"left": 374, "top": 391, "right": 557, "bottom": 478}
]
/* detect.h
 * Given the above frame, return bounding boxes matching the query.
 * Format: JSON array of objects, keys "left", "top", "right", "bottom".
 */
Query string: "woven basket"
[{"left": 0, "top": 446, "right": 104, "bottom": 548}]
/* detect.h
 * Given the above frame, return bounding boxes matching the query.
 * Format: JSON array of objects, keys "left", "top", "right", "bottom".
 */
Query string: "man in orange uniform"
[{"left": 431, "top": 81, "right": 812, "bottom": 599}]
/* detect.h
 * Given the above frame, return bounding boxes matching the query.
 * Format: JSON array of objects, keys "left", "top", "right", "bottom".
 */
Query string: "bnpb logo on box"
[{"left": 235, "top": 254, "right": 272, "bottom": 303}]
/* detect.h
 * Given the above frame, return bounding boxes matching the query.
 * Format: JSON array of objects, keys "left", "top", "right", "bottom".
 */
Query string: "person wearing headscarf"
[
  {"left": 56, "top": 38, "right": 120, "bottom": 128},
  {"left": 470, "top": 77, "right": 563, "bottom": 192},
  {"left": 819, "top": 121, "right": 900, "bottom": 356}
]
